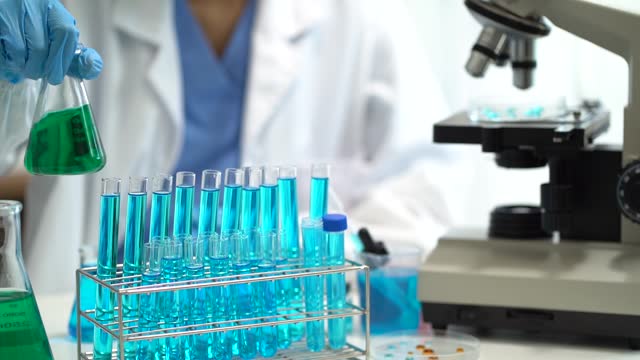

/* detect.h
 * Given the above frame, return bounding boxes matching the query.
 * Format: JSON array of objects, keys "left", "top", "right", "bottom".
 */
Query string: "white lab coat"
[{"left": 18, "top": 0, "right": 450, "bottom": 294}]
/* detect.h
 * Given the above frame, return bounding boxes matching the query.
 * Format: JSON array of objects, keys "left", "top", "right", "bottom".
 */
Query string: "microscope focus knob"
[{"left": 617, "top": 160, "right": 640, "bottom": 224}]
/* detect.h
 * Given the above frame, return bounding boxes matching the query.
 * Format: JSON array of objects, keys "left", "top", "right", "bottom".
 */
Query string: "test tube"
[
  {"left": 256, "top": 230, "right": 278, "bottom": 357},
  {"left": 260, "top": 166, "right": 279, "bottom": 232},
  {"left": 137, "top": 238, "right": 164, "bottom": 359},
  {"left": 198, "top": 169, "right": 222, "bottom": 236},
  {"left": 302, "top": 217, "right": 325, "bottom": 352},
  {"left": 221, "top": 168, "right": 243, "bottom": 232},
  {"left": 183, "top": 236, "right": 207, "bottom": 359},
  {"left": 241, "top": 167, "right": 262, "bottom": 266},
  {"left": 324, "top": 214, "right": 348, "bottom": 349},
  {"left": 161, "top": 239, "right": 184, "bottom": 358},
  {"left": 149, "top": 174, "right": 173, "bottom": 240},
  {"left": 93, "top": 178, "right": 121, "bottom": 360},
  {"left": 275, "top": 228, "right": 291, "bottom": 349},
  {"left": 232, "top": 230, "right": 257, "bottom": 359},
  {"left": 122, "top": 176, "right": 148, "bottom": 359},
  {"left": 309, "top": 164, "right": 329, "bottom": 219},
  {"left": 173, "top": 171, "right": 196, "bottom": 237},
  {"left": 208, "top": 232, "right": 232, "bottom": 360},
  {"left": 278, "top": 165, "right": 303, "bottom": 341}
]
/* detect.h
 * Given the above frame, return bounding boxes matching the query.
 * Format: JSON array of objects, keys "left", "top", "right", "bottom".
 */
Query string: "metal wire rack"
[{"left": 76, "top": 260, "right": 370, "bottom": 359}]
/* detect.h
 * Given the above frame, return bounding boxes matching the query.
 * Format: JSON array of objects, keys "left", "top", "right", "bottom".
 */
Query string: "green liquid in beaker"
[
  {"left": 0, "top": 290, "right": 53, "bottom": 360},
  {"left": 24, "top": 104, "right": 106, "bottom": 175}
]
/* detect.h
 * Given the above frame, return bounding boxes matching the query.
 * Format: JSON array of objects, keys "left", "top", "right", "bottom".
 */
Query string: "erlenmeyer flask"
[
  {"left": 24, "top": 74, "right": 106, "bottom": 175},
  {"left": 0, "top": 201, "right": 53, "bottom": 359}
]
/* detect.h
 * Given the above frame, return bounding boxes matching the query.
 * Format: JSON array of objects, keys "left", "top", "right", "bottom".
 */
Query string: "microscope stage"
[{"left": 419, "top": 228, "right": 640, "bottom": 340}]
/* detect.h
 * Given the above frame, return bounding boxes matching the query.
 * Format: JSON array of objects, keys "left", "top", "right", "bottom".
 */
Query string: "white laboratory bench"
[{"left": 38, "top": 293, "right": 638, "bottom": 359}]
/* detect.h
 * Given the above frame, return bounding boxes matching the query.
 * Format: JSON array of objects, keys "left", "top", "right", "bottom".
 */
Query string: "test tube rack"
[{"left": 76, "top": 260, "right": 370, "bottom": 359}]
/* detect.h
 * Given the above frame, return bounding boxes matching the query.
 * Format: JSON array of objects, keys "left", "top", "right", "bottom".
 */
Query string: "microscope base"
[{"left": 418, "top": 228, "right": 640, "bottom": 346}]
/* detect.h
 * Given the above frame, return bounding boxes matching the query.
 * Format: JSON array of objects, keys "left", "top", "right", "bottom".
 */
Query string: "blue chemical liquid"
[
  {"left": 174, "top": 185, "right": 194, "bottom": 237},
  {"left": 240, "top": 187, "right": 259, "bottom": 264},
  {"left": 208, "top": 256, "right": 231, "bottom": 360},
  {"left": 326, "top": 231, "right": 345, "bottom": 350},
  {"left": 137, "top": 272, "right": 161, "bottom": 360},
  {"left": 161, "top": 256, "right": 184, "bottom": 359},
  {"left": 357, "top": 268, "right": 420, "bottom": 334},
  {"left": 94, "top": 194, "right": 120, "bottom": 360},
  {"left": 259, "top": 184, "right": 277, "bottom": 231},
  {"left": 68, "top": 263, "right": 97, "bottom": 342},
  {"left": 303, "top": 224, "right": 324, "bottom": 352},
  {"left": 309, "top": 177, "right": 328, "bottom": 219},
  {"left": 198, "top": 188, "right": 220, "bottom": 236},
  {"left": 232, "top": 262, "right": 257, "bottom": 359},
  {"left": 221, "top": 184, "right": 241, "bottom": 232},
  {"left": 184, "top": 265, "right": 208, "bottom": 360},
  {"left": 150, "top": 191, "right": 171, "bottom": 240},
  {"left": 257, "top": 263, "right": 278, "bottom": 357},
  {"left": 278, "top": 177, "right": 303, "bottom": 341},
  {"left": 275, "top": 257, "right": 291, "bottom": 350},
  {"left": 123, "top": 192, "right": 147, "bottom": 359}
]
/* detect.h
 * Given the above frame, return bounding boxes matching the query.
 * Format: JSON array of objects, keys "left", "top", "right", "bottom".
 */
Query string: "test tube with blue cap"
[
  {"left": 198, "top": 169, "right": 222, "bottom": 236},
  {"left": 173, "top": 171, "right": 195, "bottom": 237},
  {"left": 122, "top": 176, "right": 148, "bottom": 359},
  {"left": 324, "top": 213, "right": 348, "bottom": 350},
  {"left": 93, "top": 178, "right": 121, "bottom": 360}
]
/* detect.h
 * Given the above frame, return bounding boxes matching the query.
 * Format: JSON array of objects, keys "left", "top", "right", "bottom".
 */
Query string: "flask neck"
[{"left": 0, "top": 201, "right": 22, "bottom": 258}]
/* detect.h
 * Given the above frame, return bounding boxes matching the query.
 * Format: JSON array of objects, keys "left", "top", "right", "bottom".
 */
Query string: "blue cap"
[{"left": 322, "top": 213, "right": 348, "bottom": 232}]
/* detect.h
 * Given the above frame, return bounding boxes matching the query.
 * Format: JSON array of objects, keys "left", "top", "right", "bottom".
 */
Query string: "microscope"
[{"left": 418, "top": 0, "right": 640, "bottom": 348}]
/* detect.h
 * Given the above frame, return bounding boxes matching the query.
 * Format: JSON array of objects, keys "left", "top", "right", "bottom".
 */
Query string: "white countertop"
[{"left": 38, "top": 293, "right": 639, "bottom": 359}]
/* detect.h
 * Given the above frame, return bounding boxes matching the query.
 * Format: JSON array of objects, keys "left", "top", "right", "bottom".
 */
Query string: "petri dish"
[{"left": 372, "top": 329, "right": 480, "bottom": 359}]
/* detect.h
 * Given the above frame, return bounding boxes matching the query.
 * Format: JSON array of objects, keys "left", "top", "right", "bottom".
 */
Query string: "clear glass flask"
[
  {"left": 0, "top": 201, "right": 53, "bottom": 359},
  {"left": 24, "top": 73, "right": 106, "bottom": 175}
]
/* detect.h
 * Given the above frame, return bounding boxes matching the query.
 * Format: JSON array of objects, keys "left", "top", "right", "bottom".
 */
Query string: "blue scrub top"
[{"left": 174, "top": 0, "right": 256, "bottom": 231}]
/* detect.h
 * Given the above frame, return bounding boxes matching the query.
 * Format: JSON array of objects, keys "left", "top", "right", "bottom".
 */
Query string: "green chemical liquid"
[
  {"left": 0, "top": 290, "right": 53, "bottom": 360},
  {"left": 24, "top": 104, "right": 106, "bottom": 175}
]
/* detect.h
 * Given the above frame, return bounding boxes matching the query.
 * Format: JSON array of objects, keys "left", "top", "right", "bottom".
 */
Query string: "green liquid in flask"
[
  {"left": 0, "top": 290, "right": 53, "bottom": 360},
  {"left": 24, "top": 104, "right": 106, "bottom": 175}
]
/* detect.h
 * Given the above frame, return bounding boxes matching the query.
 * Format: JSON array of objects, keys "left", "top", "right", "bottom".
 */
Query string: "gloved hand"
[{"left": 0, "top": 0, "right": 103, "bottom": 85}]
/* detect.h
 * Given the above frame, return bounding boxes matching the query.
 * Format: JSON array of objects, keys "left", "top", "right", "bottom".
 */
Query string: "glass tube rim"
[
  {"left": 278, "top": 165, "right": 297, "bottom": 179},
  {"left": 152, "top": 173, "right": 173, "bottom": 193},
  {"left": 176, "top": 171, "right": 196, "bottom": 187},
  {"left": 311, "top": 163, "right": 330, "bottom": 178},
  {"left": 201, "top": 169, "right": 222, "bottom": 190},
  {"left": 128, "top": 176, "right": 149, "bottom": 194},
  {"left": 101, "top": 177, "right": 121, "bottom": 195},
  {"left": 224, "top": 168, "right": 244, "bottom": 186}
]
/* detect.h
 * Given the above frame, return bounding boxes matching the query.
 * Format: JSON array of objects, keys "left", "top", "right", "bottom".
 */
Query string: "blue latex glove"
[{"left": 0, "top": 0, "right": 103, "bottom": 85}]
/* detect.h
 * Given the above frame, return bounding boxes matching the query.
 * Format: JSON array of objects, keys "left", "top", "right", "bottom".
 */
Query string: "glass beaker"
[
  {"left": 0, "top": 201, "right": 53, "bottom": 359},
  {"left": 67, "top": 244, "right": 97, "bottom": 342},
  {"left": 357, "top": 242, "right": 424, "bottom": 334},
  {"left": 24, "top": 73, "right": 106, "bottom": 175}
]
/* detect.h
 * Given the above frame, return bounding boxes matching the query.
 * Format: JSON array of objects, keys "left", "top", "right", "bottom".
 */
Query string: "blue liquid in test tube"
[
  {"left": 275, "top": 229, "right": 291, "bottom": 349},
  {"left": 68, "top": 245, "right": 97, "bottom": 342},
  {"left": 183, "top": 236, "right": 207, "bottom": 360},
  {"left": 174, "top": 171, "right": 195, "bottom": 237},
  {"left": 324, "top": 214, "right": 348, "bottom": 350},
  {"left": 309, "top": 164, "right": 329, "bottom": 219},
  {"left": 149, "top": 174, "right": 173, "bottom": 240},
  {"left": 278, "top": 165, "right": 304, "bottom": 341},
  {"left": 221, "top": 168, "right": 243, "bottom": 232},
  {"left": 160, "top": 240, "right": 185, "bottom": 359},
  {"left": 137, "top": 239, "right": 164, "bottom": 360},
  {"left": 122, "top": 176, "right": 148, "bottom": 359},
  {"left": 241, "top": 166, "right": 262, "bottom": 263},
  {"left": 198, "top": 170, "right": 221, "bottom": 236},
  {"left": 260, "top": 166, "right": 279, "bottom": 232},
  {"left": 93, "top": 178, "right": 121, "bottom": 360},
  {"left": 208, "top": 232, "right": 232, "bottom": 360},
  {"left": 231, "top": 231, "right": 257, "bottom": 359},
  {"left": 302, "top": 218, "right": 325, "bottom": 352},
  {"left": 256, "top": 230, "right": 278, "bottom": 357}
]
